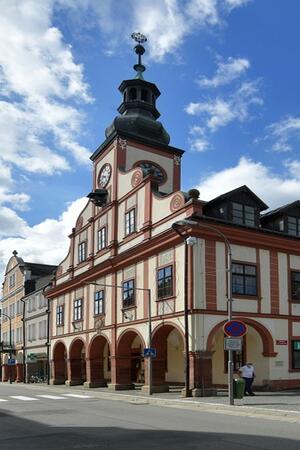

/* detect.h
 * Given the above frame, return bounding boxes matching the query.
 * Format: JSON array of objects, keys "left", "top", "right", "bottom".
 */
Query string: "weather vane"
[
  {"left": 131, "top": 32, "right": 147, "bottom": 44},
  {"left": 131, "top": 32, "right": 147, "bottom": 77}
]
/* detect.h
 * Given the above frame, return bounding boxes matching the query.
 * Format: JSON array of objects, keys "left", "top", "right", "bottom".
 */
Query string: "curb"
[{"left": 2, "top": 383, "right": 300, "bottom": 423}]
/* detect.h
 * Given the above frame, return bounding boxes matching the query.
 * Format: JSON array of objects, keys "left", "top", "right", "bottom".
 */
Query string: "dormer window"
[
  {"left": 232, "top": 202, "right": 255, "bottom": 226},
  {"left": 287, "top": 216, "right": 300, "bottom": 236}
]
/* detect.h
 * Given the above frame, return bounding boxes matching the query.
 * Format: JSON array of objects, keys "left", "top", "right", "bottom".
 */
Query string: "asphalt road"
[{"left": 0, "top": 383, "right": 300, "bottom": 449}]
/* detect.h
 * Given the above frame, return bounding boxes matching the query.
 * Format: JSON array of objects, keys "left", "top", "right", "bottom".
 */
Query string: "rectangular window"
[
  {"left": 292, "top": 340, "right": 300, "bottom": 369},
  {"left": 287, "top": 216, "right": 300, "bottom": 237},
  {"left": 73, "top": 298, "right": 82, "bottom": 321},
  {"left": 232, "top": 263, "right": 257, "bottom": 296},
  {"left": 78, "top": 242, "right": 87, "bottom": 263},
  {"left": 9, "top": 273, "right": 15, "bottom": 288},
  {"left": 97, "top": 227, "right": 107, "bottom": 251},
  {"left": 157, "top": 265, "right": 173, "bottom": 299},
  {"left": 56, "top": 305, "right": 64, "bottom": 325},
  {"left": 122, "top": 279, "right": 135, "bottom": 308},
  {"left": 125, "top": 209, "right": 136, "bottom": 235},
  {"left": 232, "top": 202, "right": 255, "bottom": 227},
  {"left": 94, "top": 290, "right": 104, "bottom": 315},
  {"left": 291, "top": 271, "right": 300, "bottom": 301}
]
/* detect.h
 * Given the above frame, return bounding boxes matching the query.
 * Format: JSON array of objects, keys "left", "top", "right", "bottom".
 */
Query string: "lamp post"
[
  {"left": 173, "top": 219, "right": 234, "bottom": 405},
  {"left": 0, "top": 311, "right": 13, "bottom": 384},
  {"left": 172, "top": 223, "right": 197, "bottom": 397},
  {"left": 84, "top": 281, "right": 153, "bottom": 395}
]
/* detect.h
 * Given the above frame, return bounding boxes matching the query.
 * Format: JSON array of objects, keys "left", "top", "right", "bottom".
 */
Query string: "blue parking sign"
[{"left": 143, "top": 348, "right": 156, "bottom": 358}]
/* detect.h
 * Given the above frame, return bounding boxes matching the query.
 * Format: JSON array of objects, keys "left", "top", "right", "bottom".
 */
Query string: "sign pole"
[
  {"left": 227, "top": 248, "right": 234, "bottom": 405},
  {"left": 147, "top": 289, "right": 152, "bottom": 396}
]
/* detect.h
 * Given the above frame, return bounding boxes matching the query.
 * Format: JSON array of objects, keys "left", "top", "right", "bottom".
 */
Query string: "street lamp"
[
  {"left": 0, "top": 311, "right": 13, "bottom": 384},
  {"left": 172, "top": 223, "right": 197, "bottom": 397},
  {"left": 173, "top": 219, "right": 234, "bottom": 405},
  {"left": 84, "top": 281, "right": 153, "bottom": 395}
]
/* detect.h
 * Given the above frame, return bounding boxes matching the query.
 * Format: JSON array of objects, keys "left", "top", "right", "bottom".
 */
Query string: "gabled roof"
[
  {"left": 260, "top": 200, "right": 300, "bottom": 221},
  {"left": 204, "top": 185, "right": 268, "bottom": 211}
]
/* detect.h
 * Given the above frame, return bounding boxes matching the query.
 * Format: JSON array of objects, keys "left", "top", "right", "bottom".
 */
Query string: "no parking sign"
[{"left": 223, "top": 320, "right": 247, "bottom": 338}]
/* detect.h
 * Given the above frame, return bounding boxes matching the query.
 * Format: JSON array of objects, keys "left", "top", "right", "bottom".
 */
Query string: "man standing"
[{"left": 238, "top": 362, "right": 256, "bottom": 396}]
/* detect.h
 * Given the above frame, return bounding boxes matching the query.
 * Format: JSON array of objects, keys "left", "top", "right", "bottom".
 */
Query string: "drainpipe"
[{"left": 21, "top": 298, "right": 26, "bottom": 383}]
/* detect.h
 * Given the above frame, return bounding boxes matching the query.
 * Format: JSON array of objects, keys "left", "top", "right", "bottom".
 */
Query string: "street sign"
[
  {"left": 223, "top": 320, "right": 247, "bottom": 338},
  {"left": 143, "top": 348, "right": 156, "bottom": 358},
  {"left": 224, "top": 337, "right": 242, "bottom": 351},
  {"left": 26, "top": 354, "right": 37, "bottom": 363},
  {"left": 8, "top": 358, "right": 16, "bottom": 365}
]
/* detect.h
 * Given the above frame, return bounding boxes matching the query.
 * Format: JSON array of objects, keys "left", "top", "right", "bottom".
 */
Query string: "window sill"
[
  {"left": 93, "top": 313, "right": 105, "bottom": 318},
  {"left": 121, "top": 305, "right": 137, "bottom": 311},
  {"left": 156, "top": 295, "right": 176, "bottom": 302},
  {"left": 232, "top": 294, "right": 260, "bottom": 300}
]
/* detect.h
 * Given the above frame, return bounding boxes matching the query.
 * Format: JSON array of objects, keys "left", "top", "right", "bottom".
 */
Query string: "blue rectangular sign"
[
  {"left": 143, "top": 348, "right": 156, "bottom": 358},
  {"left": 8, "top": 358, "right": 16, "bottom": 365}
]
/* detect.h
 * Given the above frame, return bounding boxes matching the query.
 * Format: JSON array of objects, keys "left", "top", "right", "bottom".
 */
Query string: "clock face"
[{"left": 98, "top": 163, "right": 111, "bottom": 188}]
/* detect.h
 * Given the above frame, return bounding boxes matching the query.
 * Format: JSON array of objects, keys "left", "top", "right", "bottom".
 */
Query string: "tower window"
[
  {"left": 141, "top": 89, "right": 148, "bottom": 102},
  {"left": 129, "top": 88, "right": 137, "bottom": 100}
]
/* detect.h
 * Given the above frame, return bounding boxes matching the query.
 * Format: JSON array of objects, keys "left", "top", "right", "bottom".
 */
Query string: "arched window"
[
  {"left": 129, "top": 88, "right": 137, "bottom": 100},
  {"left": 141, "top": 89, "right": 148, "bottom": 102}
]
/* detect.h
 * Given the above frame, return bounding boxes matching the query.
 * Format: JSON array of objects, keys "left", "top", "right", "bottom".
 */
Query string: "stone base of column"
[
  {"left": 180, "top": 387, "right": 192, "bottom": 398},
  {"left": 141, "top": 384, "right": 169, "bottom": 394},
  {"left": 65, "top": 379, "right": 83, "bottom": 386},
  {"left": 83, "top": 380, "right": 107, "bottom": 388},
  {"left": 107, "top": 383, "right": 134, "bottom": 391},
  {"left": 50, "top": 378, "right": 66, "bottom": 385},
  {"left": 192, "top": 387, "right": 217, "bottom": 397}
]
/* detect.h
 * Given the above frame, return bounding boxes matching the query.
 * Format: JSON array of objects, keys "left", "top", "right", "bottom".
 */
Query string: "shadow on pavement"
[{"left": 0, "top": 409, "right": 300, "bottom": 450}]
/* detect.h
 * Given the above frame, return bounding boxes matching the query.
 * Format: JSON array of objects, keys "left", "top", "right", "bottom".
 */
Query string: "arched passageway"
[
  {"left": 67, "top": 339, "right": 86, "bottom": 386},
  {"left": 151, "top": 324, "right": 184, "bottom": 392},
  {"left": 208, "top": 319, "right": 276, "bottom": 387},
  {"left": 113, "top": 330, "right": 145, "bottom": 389},
  {"left": 51, "top": 342, "right": 67, "bottom": 385},
  {"left": 85, "top": 335, "right": 111, "bottom": 388}
]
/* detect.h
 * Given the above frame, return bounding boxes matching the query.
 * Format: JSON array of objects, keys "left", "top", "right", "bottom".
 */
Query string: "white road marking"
[
  {"left": 0, "top": 399, "right": 8, "bottom": 402},
  {"left": 63, "top": 394, "right": 93, "bottom": 398},
  {"left": 10, "top": 396, "right": 38, "bottom": 401},
  {"left": 36, "top": 395, "right": 66, "bottom": 400}
]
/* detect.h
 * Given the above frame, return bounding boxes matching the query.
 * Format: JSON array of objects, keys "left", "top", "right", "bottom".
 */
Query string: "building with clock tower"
[{"left": 46, "top": 34, "right": 300, "bottom": 394}]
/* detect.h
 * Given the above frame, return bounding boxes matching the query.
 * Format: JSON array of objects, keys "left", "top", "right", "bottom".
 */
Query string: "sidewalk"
[{"left": 10, "top": 382, "right": 300, "bottom": 423}]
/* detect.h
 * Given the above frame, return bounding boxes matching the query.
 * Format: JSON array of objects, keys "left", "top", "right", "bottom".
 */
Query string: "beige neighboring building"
[
  {"left": 23, "top": 273, "right": 56, "bottom": 382},
  {"left": 44, "top": 41, "right": 300, "bottom": 394},
  {"left": 1, "top": 251, "right": 56, "bottom": 382}
]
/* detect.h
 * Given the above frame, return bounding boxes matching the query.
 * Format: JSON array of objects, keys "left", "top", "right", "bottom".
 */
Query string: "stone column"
[
  {"left": 2, "top": 365, "right": 9, "bottom": 382},
  {"left": 108, "top": 356, "right": 134, "bottom": 390},
  {"left": 189, "top": 350, "right": 216, "bottom": 397},
  {"left": 16, "top": 363, "right": 23, "bottom": 382},
  {"left": 84, "top": 358, "right": 107, "bottom": 388},
  {"left": 65, "top": 358, "right": 83, "bottom": 386},
  {"left": 50, "top": 359, "right": 66, "bottom": 385}
]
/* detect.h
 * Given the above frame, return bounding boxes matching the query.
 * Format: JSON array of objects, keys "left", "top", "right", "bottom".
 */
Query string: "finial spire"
[{"left": 131, "top": 32, "right": 147, "bottom": 79}]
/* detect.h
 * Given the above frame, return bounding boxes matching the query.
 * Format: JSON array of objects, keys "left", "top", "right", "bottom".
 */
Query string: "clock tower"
[{"left": 89, "top": 33, "right": 184, "bottom": 208}]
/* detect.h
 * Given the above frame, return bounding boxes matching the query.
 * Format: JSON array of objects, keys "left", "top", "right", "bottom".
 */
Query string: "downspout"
[{"left": 21, "top": 298, "right": 26, "bottom": 383}]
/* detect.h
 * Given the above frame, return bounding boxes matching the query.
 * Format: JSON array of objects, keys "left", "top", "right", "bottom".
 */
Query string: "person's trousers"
[{"left": 243, "top": 377, "right": 254, "bottom": 394}]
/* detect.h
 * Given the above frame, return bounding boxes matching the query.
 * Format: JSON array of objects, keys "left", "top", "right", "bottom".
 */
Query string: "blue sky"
[{"left": 1, "top": 0, "right": 300, "bottom": 277}]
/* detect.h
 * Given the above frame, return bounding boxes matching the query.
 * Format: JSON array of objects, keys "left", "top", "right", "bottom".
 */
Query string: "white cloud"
[
  {"left": 186, "top": 80, "right": 262, "bottom": 132},
  {"left": 198, "top": 57, "right": 250, "bottom": 88},
  {"left": 0, "top": 0, "right": 92, "bottom": 179},
  {"left": 225, "top": 0, "right": 251, "bottom": 8},
  {"left": 265, "top": 116, "right": 300, "bottom": 153},
  {"left": 197, "top": 157, "right": 300, "bottom": 209},
  {"left": 0, "top": 196, "right": 87, "bottom": 280},
  {"left": 62, "top": 0, "right": 251, "bottom": 61},
  {"left": 188, "top": 125, "right": 211, "bottom": 152}
]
